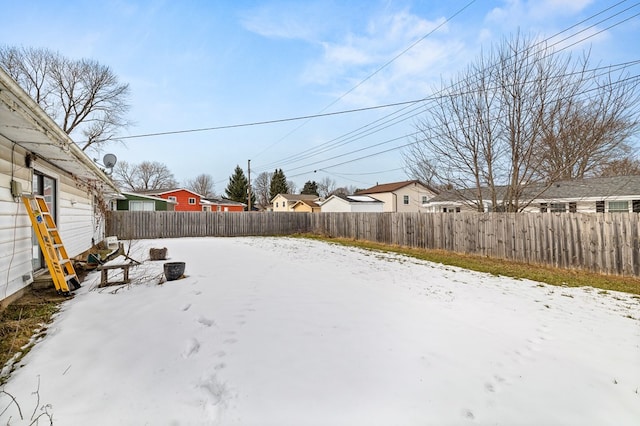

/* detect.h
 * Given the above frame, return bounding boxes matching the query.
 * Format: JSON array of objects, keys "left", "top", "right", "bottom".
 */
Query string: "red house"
[
  {"left": 141, "top": 188, "right": 206, "bottom": 212},
  {"left": 202, "top": 197, "right": 246, "bottom": 212}
]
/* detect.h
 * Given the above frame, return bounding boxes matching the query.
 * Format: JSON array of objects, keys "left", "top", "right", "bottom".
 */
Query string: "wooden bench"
[{"left": 97, "top": 263, "right": 133, "bottom": 287}]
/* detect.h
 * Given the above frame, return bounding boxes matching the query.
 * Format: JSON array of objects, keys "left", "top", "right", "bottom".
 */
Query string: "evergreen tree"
[
  {"left": 225, "top": 165, "right": 254, "bottom": 209},
  {"left": 301, "top": 180, "right": 319, "bottom": 196},
  {"left": 269, "top": 169, "right": 289, "bottom": 200}
]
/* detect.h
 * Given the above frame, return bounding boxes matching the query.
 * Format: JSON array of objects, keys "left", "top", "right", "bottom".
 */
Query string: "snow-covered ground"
[{"left": 1, "top": 237, "right": 639, "bottom": 425}]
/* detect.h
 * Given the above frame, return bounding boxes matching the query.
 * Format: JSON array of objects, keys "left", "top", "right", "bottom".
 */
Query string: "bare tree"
[
  {"left": 598, "top": 157, "right": 640, "bottom": 177},
  {"left": 0, "top": 45, "right": 131, "bottom": 153},
  {"left": 286, "top": 180, "right": 298, "bottom": 195},
  {"left": 536, "top": 68, "right": 639, "bottom": 180},
  {"left": 113, "top": 160, "right": 177, "bottom": 191},
  {"left": 253, "top": 171, "right": 273, "bottom": 209},
  {"left": 317, "top": 177, "right": 336, "bottom": 199},
  {"left": 185, "top": 174, "right": 215, "bottom": 198},
  {"left": 405, "top": 33, "right": 640, "bottom": 212}
]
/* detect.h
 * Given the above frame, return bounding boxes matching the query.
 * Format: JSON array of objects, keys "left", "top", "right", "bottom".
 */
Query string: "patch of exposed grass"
[
  {"left": 0, "top": 288, "right": 67, "bottom": 384},
  {"left": 298, "top": 235, "right": 640, "bottom": 296}
]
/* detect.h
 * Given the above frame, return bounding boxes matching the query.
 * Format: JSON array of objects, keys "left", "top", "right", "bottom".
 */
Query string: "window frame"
[{"left": 608, "top": 201, "right": 629, "bottom": 212}]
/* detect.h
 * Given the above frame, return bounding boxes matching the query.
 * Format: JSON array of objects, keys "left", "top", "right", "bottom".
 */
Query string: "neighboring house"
[
  {"left": 271, "top": 194, "right": 318, "bottom": 212},
  {"left": 137, "top": 188, "right": 206, "bottom": 212},
  {"left": 291, "top": 199, "right": 321, "bottom": 213},
  {"left": 0, "top": 67, "right": 119, "bottom": 305},
  {"left": 203, "top": 197, "right": 246, "bottom": 212},
  {"left": 319, "top": 195, "right": 384, "bottom": 213},
  {"left": 114, "top": 192, "right": 176, "bottom": 211},
  {"left": 356, "top": 180, "right": 438, "bottom": 212},
  {"left": 424, "top": 175, "right": 640, "bottom": 213}
]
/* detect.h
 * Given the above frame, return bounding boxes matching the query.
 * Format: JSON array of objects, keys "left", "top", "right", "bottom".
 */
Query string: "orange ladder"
[{"left": 22, "top": 195, "right": 80, "bottom": 295}]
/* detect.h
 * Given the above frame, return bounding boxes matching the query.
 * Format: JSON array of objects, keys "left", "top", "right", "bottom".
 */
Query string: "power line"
[
  {"left": 115, "top": 99, "right": 423, "bottom": 140},
  {"left": 251, "top": 0, "right": 479, "bottom": 158},
  {"left": 254, "top": 2, "right": 640, "bottom": 175},
  {"left": 257, "top": 59, "right": 640, "bottom": 174},
  {"left": 287, "top": 72, "right": 640, "bottom": 179}
]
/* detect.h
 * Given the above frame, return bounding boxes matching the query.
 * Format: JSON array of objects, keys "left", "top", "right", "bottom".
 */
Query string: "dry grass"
[
  {"left": 0, "top": 288, "right": 68, "bottom": 384},
  {"left": 300, "top": 235, "right": 640, "bottom": 296}
]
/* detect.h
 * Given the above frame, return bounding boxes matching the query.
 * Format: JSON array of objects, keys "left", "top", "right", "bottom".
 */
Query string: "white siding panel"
[
  {"left": 0, "top": 198, "right": 34, "bottom": 301},
  {"left": 58, "top": 199, "right": 98, "bottom": 257}
]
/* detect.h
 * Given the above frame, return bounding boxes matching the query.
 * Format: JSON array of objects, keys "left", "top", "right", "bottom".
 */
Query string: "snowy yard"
[{"left": 1, "top": 237, "right": 639, "bottom": 425}]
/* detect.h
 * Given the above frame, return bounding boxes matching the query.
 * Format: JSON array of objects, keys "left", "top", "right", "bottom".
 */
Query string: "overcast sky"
[{"left": 1, "top": 0, "right": 638, "bottom": 192}]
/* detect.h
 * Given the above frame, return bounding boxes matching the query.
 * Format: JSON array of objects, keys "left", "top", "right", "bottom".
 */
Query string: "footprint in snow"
[
  {"left": 198, "top": 374, "right": 233, "bottom": 419},
  {"left": 182, "top": 338, "right": 201, "bottom": 358},
  {"left": 197, "top": 316, "right": 215, "bottom": 327},
  {"left": 181, "top": 303, "right": 192, "bottom": 312},
  {"left": 461, "top": 409, "right": 475, "bottom": 420}
]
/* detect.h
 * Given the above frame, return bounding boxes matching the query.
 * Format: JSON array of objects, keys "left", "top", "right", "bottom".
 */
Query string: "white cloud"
[
  {"left": 486, "top": 0, "right": 594, "bottom": 24},
  {"left": 239, "top": 3, "right": 324, "bottom": 41},
  {"left": 301, "top": 10, "right": 456, "bottom": 105}
]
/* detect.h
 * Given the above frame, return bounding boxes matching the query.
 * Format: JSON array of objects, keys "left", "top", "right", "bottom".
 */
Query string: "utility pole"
[{"left": 247, "top": 159, "right": 252, "bottom": 212}]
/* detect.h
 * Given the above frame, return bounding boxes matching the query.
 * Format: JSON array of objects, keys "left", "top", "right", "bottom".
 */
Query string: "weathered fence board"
[{"left": 106, "top": 211, "right": 640, "bottom": 277}]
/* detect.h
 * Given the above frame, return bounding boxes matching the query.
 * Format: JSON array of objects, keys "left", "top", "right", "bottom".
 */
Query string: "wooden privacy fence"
[{"left": 106, "top": 211, "right": 640, "bottom": 276}]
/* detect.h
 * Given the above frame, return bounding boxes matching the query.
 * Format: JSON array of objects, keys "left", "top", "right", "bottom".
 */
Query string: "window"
[
  {"left": 188, "top": 197, "right": 196, "bottom": 205},
  {"left": 633, "top": 200, "right": 640, "bottom": 213},
  {"left": 283, "top": 201, "right": 286, "bottom": 207},
  {"left": 276, "top": 202, "right": 279, "bottom": 208},
  {"left": 540, "top": 203, "right": 548, "bottom": 213},
  {"left": 550, "top": 203, "right": 566, "bottom": 213},
  {"left": 596, "top": 200, "right": 605, "bottom": 213},
  {"left": 403, "top": 195, "right": 409, "bottom": 205},
  {"left": 569, "top": 202, "right": 577, "bottom": 213},
  {"left": 129, "top": 201, "right": 155, "bottom": 211},
  {"left": 421, "top": 196, "right": 428, "bottom": 204},
  {"left": 608, "top": 201, "right": 629, "bottom": 212},
  {"left": 168, "top": 196, "right": 177, "bottom": 203}
]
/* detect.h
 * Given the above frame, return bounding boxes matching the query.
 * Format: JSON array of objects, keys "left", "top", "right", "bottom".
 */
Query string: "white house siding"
[
  {"left": 320, "top": 198, "right": 383, "bottom": 213},
  {"left": 272, "top": 195, "right": 291, "bottom": 212},
  {"left": 394, "top": 185, "right": 433, "bottom": 213},
  {"left": 0, "top": 144, "right": 102, "bottom": 304},
  {"left": 368, "top": 193, "right": 394, "bottom": 212},
  {"left": 0, "top": 193, "right": 33, "bottom": 305}
]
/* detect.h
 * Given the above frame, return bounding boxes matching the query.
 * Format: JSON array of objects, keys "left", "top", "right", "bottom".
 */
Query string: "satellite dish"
[{"left": 103, "top": 153, "right": 117, "bottom": 168}]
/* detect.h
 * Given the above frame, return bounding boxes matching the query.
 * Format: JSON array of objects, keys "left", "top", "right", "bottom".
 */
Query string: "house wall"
[
  {"left": 427, "top": 198, "right": 640, "bottom": 213},
  {"left": 367, "top": 184, "right": 435, "bottom": 212},
  {"left": 0, "top": 140, "right": 103, "bottom": 303},
  {"left": 320, "top": 199, "right": 383, "bottom": 213},
  {"left": 292, "top": 203, "right": 319, "bottom": 213},
  {"left": 212, "top": 204, "right": 244, "bottom": 212},
  {"left": 395, "top": 184, "right": 435, "bottom": 213},
  {"left": 117, "top": 195, "right": 173, "bottom": 211},
  {"left": 272, "top": 195, "right": 292, "bottom": 212},
  {"left": 158, "top": 190, "right": 202, "bottom": 212}
]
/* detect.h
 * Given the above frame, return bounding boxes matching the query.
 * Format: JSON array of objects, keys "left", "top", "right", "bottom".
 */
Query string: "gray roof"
[{"left": 428, "top": 175, "right": 640, "bottom": 203}]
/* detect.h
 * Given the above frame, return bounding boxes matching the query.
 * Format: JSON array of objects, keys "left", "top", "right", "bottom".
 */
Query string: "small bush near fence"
[{"left": 106, "top": 211, "right": 640, "bottom": 277}]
